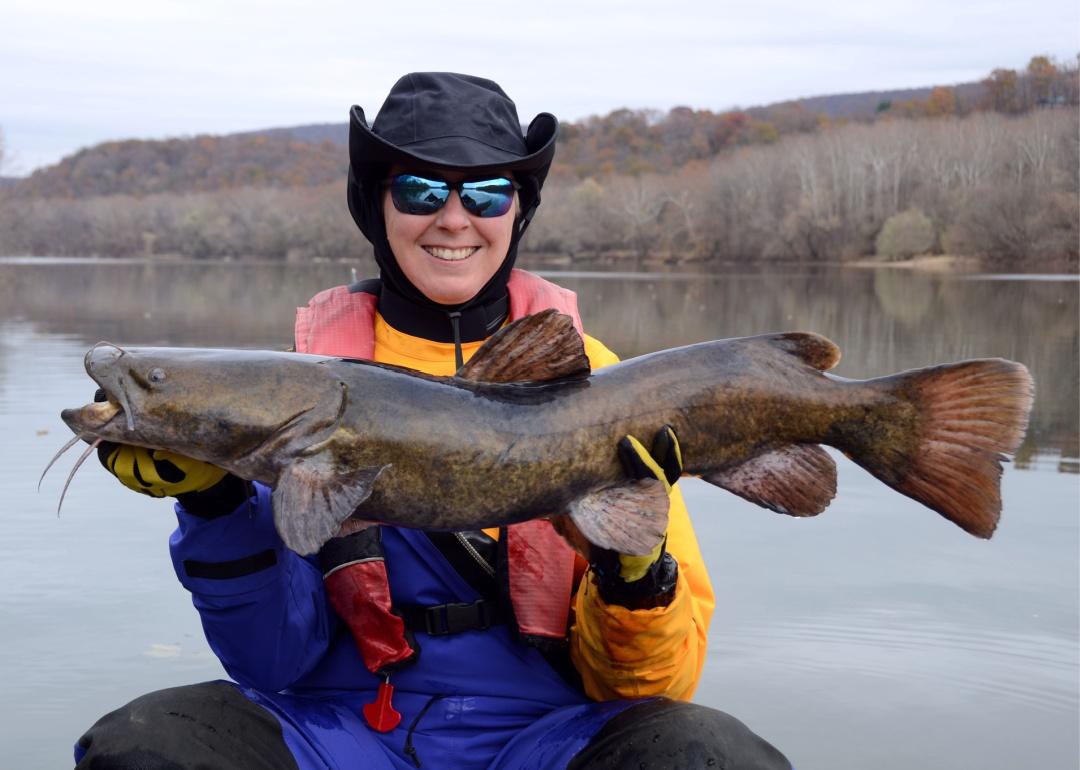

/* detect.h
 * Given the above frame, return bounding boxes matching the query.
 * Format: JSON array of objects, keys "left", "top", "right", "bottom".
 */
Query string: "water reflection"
[
  {"left": 5, "top": 258, "right": 1071, "bottom": 467},
  {"left": 2, "top": 259, "right": 1077, "bottom": 770}
]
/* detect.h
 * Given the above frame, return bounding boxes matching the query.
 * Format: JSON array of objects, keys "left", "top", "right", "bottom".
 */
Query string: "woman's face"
[{"left": 383, "top": 168, "right": 517, "bottom": 306}]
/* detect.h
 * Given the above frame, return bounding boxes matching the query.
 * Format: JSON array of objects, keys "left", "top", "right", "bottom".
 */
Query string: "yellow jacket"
[{"left": 371, "top": 314, "right": 715, "bottom": 702}]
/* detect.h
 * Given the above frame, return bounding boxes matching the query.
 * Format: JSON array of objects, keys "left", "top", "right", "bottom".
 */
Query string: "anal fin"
[
  {"left": 704, "top": 444, "right": 836, "bottom": 516},
  {"left": 272, "top": 454, "right": 389, "bottom": 555},
  {"left": 568, "top": 478, "right": 669, "bottom": 556}
]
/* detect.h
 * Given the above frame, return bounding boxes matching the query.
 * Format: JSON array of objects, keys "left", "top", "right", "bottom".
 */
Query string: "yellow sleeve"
[
  {"left": 570, "top": 335, "right": 716, "bottom": 701},
  {"left": 581, "top": 333, "right": 620, "bottom": 369}
]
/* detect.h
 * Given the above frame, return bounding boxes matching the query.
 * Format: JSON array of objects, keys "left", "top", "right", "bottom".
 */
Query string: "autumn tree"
[
  {"left": 1025, "top": 55, "right": 1059, "bottom": 106},
  {"left": 923, "top": 87, "right": 957, "bottom": 118},
  {"left": 982, "top": 69, "right": 1021, "bottom": 113}
]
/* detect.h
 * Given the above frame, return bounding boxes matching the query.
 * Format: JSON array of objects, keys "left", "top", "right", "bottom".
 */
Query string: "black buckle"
[{"left": 423, "top": 601, "right": 492, "bottom": 636}]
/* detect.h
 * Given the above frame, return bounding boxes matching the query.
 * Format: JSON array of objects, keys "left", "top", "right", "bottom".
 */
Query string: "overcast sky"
[{"left": 2, "top": 0, "right": 1076, "bottom": 174}]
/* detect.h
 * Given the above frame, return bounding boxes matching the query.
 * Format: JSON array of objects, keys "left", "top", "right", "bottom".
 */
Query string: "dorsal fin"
[
  {"left": 766, "top": 332, "right": 841, "bottom": 371},
  {"left": 456, "top": 309, "right": 591, "bottom": 384}
]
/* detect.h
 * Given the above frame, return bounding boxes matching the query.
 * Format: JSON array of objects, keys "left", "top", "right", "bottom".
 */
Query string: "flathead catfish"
[{"left": 58, "top": 310, "right": 1033, "bottom": 556}]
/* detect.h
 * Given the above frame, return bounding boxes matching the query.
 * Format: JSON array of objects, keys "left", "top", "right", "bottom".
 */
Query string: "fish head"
[{"left": 62, "top": 343, "right": 344, "bottom": 476}]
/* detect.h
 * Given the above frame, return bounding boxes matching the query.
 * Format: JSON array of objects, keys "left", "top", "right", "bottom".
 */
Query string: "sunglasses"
[{"left": 386, "top": 173, "right": 519, "bottom": 218}]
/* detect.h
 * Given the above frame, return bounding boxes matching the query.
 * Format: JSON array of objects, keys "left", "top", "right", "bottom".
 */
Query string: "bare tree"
[{"left": 3, "top": 111, "right": 1074, "bottom": 269}]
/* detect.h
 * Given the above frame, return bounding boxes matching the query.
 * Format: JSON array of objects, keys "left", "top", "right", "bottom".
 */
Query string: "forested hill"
[
  {"left": 777, "top": 81, "right": 987, "bottom": 120},
  {"left": 13, "top": 133, "right": 346, "bottom": 199},
  {"left": 239, "top": 123, "right": 347, "bottom": 146},
  {"left": 10, "top": 54, "right": 1076, "bottom": 200}
]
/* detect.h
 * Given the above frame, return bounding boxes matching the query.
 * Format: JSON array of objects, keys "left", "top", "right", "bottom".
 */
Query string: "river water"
[{"left": 0, "top": 258, "right": 1076, "bottom": 769}]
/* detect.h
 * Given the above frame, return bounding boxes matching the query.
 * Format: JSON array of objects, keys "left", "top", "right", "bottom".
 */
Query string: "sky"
[{"left": 2, "top": 0, "right": 1077, "bottom": 175}]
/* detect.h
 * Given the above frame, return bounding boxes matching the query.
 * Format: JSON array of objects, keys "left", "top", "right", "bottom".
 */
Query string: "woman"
[{"left": 77, "top": 73, "right": 790, "bottom": 770}]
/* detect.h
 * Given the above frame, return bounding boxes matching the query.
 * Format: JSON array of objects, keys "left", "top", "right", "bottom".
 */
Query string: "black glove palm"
[{"left": 591, "top": 425, "right": 682, "bottom": 608}]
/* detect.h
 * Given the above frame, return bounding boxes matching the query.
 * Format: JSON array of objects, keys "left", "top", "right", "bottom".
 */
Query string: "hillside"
[
  {"left": 238, "top": 123, "right": 348, "bottom": 146},
  {"left": 13, "top": 133, "right": 346, "bottom": 199},
  {"left": 779, "top": 81, "right": 987, "bottom": 119},
  {"left": 236, "top": 82, "right": 990, "bottom": 145},
  {"left": 2, "top": 109, "right": 1075, "bottom": 268},
  {"left": 9, "top": 54, "right": 1075, "bottom": 199}
]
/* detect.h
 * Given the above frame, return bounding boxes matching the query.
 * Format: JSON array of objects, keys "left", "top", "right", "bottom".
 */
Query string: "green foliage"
[{"left": 875, "top": 209, "right": 935, "bottom": 261}]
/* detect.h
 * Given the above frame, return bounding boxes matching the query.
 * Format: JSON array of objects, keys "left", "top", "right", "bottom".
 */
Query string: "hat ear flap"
[
  {"left": 347, "top": 165, "right": 389, "bottom": 244},
  {"left": 346, "top": 166, "right": 370, "bottom": 238},
  {"left": 525, "top": 113, "right": 558, "bottom": 150},
  {"left": 524, "top": 114, "right": 558, "bottom": 188},
  {"left": 515, "top": 175, "right": 542, "bottom": 238}
]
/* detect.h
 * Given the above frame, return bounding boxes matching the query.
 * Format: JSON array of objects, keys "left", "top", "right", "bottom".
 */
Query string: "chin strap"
[{"left": 516, "top": 175, "right": 541, "bottom": 237}]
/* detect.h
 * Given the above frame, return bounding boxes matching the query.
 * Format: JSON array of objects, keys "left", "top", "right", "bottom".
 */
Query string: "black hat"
[{"left": 349, "top": 72, "right": 558, "bottom": 181}]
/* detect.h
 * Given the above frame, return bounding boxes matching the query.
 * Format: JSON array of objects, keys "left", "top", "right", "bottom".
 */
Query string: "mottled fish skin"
[{"left": 60, "top": 315, "right": 1033, "bottom": 555}]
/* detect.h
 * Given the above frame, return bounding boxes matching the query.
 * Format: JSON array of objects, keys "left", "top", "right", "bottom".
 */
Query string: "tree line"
[
  {"left": 9, "top": 55, "right": 1076, "bottom": 200},
  {"left": 529, "top": 108, "right": 1078, "bottom": 267},
  {"left": 11, "top": 134, "right": 345, "bottom": 199},
  {"left": 0, "top": 56, "right": 1076, "bottom": 267},
  {"left": 0, "top": 108, "right": 1075, "bottom": 268}
]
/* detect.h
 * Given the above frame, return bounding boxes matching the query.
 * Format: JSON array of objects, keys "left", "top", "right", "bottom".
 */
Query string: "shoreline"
[
  {"left": 2, "top": 252, "right": 1076, "bottom": 277},
  {"left": 844, "top": 254, "right": 984, "bottom": 272}
]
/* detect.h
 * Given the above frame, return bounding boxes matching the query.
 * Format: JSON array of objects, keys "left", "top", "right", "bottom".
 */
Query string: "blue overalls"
[{"left": 157, "top": 483, "right": 636, "bottom": 769}]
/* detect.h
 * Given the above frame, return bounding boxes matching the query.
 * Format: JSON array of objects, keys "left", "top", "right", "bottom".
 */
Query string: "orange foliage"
[{"left": 923, "top": 87, "right": 957, "bottom": 118}]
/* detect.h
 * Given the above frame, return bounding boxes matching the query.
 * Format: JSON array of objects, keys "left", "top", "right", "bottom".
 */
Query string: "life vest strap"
[{"left": 398, "top": 599, "right": 503, "bottom": 636}]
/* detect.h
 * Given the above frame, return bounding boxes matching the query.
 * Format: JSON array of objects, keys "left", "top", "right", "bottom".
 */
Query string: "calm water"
[{"left": 1, "top": 259, "right": 1077, "bottom": 770}]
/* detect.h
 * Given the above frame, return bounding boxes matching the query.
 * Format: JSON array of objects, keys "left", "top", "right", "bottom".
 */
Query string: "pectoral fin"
[
  {"left": 568, "top": 478, "right": 669, "bottom": 556},
  {"left": 272, "top": 456, "right": 389, "bottom": 555},
  {"left": 704, "top": 444, "right": 836, "bottom": 516}
]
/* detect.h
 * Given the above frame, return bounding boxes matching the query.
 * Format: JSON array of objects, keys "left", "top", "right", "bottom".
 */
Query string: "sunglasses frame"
[{"left": 384, "top": 173, "right": 521, "bottom": 218}]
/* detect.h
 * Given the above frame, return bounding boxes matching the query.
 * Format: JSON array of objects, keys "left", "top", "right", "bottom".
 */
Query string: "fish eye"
[{"left": 148, "top": 367, "right": 167, "bottom": 384}]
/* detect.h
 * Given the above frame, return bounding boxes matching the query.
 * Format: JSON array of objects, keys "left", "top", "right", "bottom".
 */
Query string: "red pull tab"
[{"left": 362, "top": 677, "right": 402, "bottom": 732}]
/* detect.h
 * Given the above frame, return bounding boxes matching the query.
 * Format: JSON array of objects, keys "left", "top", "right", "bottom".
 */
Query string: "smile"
[{"left": 423, "top": 246, "right": 479, "bottom": 262}]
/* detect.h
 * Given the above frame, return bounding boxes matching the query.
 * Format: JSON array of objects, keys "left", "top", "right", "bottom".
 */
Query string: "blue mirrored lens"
[
  {"left": 390, "top": 175, "right": 450, "bottom": 215},
  {"left": 459, "top": 179, "right": 515, "bottom": 218},
  {"left": 389, "top": 175, "right": 514, "bottom": 218}
]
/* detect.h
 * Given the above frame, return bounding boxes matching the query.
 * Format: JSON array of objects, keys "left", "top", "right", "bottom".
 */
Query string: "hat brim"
[{"left": 349, "top": 105, "right": 558, "bottom": 178}]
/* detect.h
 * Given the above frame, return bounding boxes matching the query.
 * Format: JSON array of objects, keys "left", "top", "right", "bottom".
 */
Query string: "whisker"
[
  {"left": 58, "top": 438, "right": 103, "bottom": 517},
  {"left": 118, "top": 379, "right": 136, "bottom": 432},
  {"left": 38, "top": 434, "right": 84, "bottom": 492}
]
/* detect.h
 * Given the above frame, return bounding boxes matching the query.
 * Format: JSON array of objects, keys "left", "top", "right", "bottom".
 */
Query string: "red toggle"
[{"left": 362, "top": 678, "right": 402, "bottom": 733}]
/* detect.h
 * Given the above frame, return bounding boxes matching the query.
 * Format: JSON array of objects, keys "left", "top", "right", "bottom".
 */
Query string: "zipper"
[{"left": 454, "top": 532, "right": 495, "bottom": 577}]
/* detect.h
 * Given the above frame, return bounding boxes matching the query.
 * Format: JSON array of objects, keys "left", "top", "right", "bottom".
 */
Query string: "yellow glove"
[
  {"left": 614, "top": 427, "right": 681, "bottom": 580},
  {"left": 589, "top": 426, "right": 682, "bottom": 608},
  {"left": 98, "top": 443, "right": 227, "bottom": 498}
]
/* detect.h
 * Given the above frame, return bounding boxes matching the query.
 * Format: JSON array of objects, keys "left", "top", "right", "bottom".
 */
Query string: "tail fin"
[{"left": 854, "top": 359, "right": 1033, "bottom": 538}]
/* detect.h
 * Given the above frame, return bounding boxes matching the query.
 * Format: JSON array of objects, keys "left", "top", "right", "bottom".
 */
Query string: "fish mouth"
[{"left": 61, "top": 398, "right": 124, "bottom": 439}]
